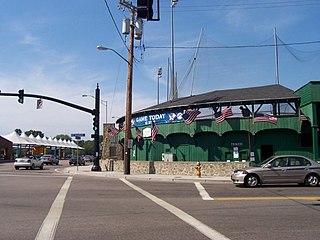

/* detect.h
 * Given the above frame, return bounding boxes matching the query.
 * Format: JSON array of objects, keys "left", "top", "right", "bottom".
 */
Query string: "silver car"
[
  {"left": 14, "top": 156, "right": 44, "bottom": 170},
  {"left": 40, "top": 154, "right": 59, "bottom": 165},
  {"left": 231, "top": 155, "right": 320, "bottom": 187}
]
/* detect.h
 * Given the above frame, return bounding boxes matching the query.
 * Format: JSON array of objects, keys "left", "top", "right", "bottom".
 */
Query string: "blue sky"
[{"left": 0, "top": 0, "right": 320, "bottom": 139}]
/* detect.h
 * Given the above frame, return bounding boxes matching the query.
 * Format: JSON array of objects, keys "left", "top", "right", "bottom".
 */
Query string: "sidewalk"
[{"left": 63, "top": 165, "right": 231, "bottom": 183}]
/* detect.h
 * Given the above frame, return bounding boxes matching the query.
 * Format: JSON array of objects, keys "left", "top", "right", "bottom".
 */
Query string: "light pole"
[
  {"left": 97, "top": 18, "right": 134, "bottom": 175},
  {"left": 157, "top": 67, "right": 162, "bottom": 104},
  {"left": 82, "top": 94, "right": 108, "bottom": 124},
  {"left": 171, "top": 0, "right": 178, "bottom": 100}
]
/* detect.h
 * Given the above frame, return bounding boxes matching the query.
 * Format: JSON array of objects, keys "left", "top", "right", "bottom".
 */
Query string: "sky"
[{"left": 0, "top": 0, "right": 320, "bottom": 140}]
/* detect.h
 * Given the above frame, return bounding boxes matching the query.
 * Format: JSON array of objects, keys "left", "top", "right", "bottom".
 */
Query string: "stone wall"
[
  {"left": 101, "top": 123, "right": 123, "bottom": 161},
  {"left": 101, "top": 159, "right": 249, "bottom": 177}
]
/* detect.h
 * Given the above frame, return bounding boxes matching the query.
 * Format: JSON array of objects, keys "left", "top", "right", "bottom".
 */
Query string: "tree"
[
  {"left": 54, "top": 134, "right": 71, "bottom": 141},
  {"left": 25, "top": 130, "right": 44, "bottom": 138},
  {"left": 15, "top": 129, "right": 22, "bottom": 135}
]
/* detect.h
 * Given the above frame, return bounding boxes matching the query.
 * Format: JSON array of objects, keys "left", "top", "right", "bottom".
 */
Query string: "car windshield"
[{"left": 260, "top": 156, "right": 274, "bottom": 167}]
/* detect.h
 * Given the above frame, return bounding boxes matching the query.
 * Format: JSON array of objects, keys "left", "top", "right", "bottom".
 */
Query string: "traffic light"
[
  {"left": 137, "top": 0, "right": 153, "bottom": 20},
  {"left": 18, "top": 89, "right": 24, "bottom": 104},
  {"left": 93, "top": 115, "right": 98, "bottom": 132}
]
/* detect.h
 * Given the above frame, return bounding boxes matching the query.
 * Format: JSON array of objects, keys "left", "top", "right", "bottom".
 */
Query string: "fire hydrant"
[{"left": 195, "top": 162, "right": 201, "bottom": 178}]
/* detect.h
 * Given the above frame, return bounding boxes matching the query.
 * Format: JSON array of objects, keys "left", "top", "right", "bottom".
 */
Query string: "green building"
[{"left": 114, "top": 82, "right": 320, "bottom": 164}]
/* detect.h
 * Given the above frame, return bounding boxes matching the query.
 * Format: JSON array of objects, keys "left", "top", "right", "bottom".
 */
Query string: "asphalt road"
[{"left": 1, "top": 160, "right": 320, "bottom": 240}]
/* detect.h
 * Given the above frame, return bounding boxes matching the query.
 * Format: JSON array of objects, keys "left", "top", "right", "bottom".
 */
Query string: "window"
[
  {"left": 271, "top": 157, "right": 287, "bottom": 167},
  {"left": 288, "top": 157, "right": 311, "bottom": 166}
]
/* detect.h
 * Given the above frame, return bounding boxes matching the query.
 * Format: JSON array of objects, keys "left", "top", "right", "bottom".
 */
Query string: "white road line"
[
  {"left": 194, "top": 182, "right": 214, "bottom": 200},
  {"left": 120, "top": 178, "right": 230, "bottom": 240},
  {"left": 35, "top": 176, "right": 73, "bottom": 240}
]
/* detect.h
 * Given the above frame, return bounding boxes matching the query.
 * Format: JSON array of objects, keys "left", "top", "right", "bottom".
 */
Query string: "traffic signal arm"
[{"left": 0, "top": 91, "right": 94, "bottom": 114}]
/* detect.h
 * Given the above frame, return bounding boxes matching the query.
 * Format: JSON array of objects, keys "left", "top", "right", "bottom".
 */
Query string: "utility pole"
[
  {"left": 124, "top": 8, "right": 135, "bottom": 175},
  {"left": 119, "top": 0, "right": 159, "bottom": 174}
]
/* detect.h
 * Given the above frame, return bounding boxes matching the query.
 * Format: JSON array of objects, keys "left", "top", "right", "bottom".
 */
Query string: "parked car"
[
  {"left": 69, "top": 156, "right": 85, "bottom": 166},
  {"left": 82, "top": 155, "right": 94, "bottom": 162},
  {"left": 14, "top": 156, "right": 44, "bottom": 170},
  {"left": 40, "top": 154, "right": 59, "bottom": 165},
  {"left": 231, "top": 155, "right": 320, "bottom": 187}
]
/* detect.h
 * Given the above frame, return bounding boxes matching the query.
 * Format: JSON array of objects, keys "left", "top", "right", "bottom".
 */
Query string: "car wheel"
[
  {"left": 305, "top": 174, "right": 319, "bottom": 187},
  {"left": 30, "top": 164, "right": 35, "bottom": 170},
  {"left": 83, "top": 162, "right": 85, "bottom": 166},
  {"left": 39, "top": 164, "right": 44, "bottom": 170},
  {"left": 245, "top": 174, "right": 259, "bottom": 187},
  {"left": 15, "top": 166, "right": 19, "bottom": 170},
  {"left": 69, "top": 163, "right": 72, "bottom": 166},
  {"left": 56, "top": 161, "right": 59, "bottom": 165}
]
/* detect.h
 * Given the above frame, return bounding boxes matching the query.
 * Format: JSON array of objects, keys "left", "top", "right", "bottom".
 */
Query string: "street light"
[
  {"left": 82, "top": 94, "right": 108, "bottom": 123},
  {"left": 96, "top": 46, "right": 131, "bottom": 66},
  {"left": 171, "top": 0, "right": 178, "bottom": 100},
  {"left": 97, "top": 22, "right": 134, "bottom": 176},
  {"left": 157, "top": 67, "right": 162, "bottom": 104}
]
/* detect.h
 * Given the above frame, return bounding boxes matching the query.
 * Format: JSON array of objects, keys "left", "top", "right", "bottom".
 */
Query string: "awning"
[{"left": 2, "top": 131, "right": 83, "bottom": 149}]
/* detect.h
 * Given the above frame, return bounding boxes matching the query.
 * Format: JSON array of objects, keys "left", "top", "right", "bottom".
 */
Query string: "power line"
[
  {"left": 161, "top": 0, "right": 320, "bottom": 12},
  {"left": 145, "top": 40, "right": 320, "bottom": 50},
  {"left": 103, "top": 0, "right": 129, "bottom": 51}
]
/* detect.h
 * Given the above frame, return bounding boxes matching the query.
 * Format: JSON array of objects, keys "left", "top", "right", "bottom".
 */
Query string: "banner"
[{"left": 132, "top": 110, "right": 185, "bottom": 127}]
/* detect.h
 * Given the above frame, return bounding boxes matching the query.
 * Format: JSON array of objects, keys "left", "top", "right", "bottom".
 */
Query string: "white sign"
[
  {"left": 143, "top": 128, "right": 151, "bottom": 138},
  {"left": 233, "top": 147, "right": 239, "bottom": 159}
]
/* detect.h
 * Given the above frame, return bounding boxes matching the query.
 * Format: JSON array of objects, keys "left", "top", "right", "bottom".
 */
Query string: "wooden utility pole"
[{"left": 123, "top": 7, "right": 135, "bottom": 175}]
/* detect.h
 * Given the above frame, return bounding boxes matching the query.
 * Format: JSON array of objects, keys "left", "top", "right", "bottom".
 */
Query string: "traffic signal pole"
[
  {"left": 0, "top": 85, "right": 102, "bottom": 171},
  {"left": 92, "top": 84, "right": 102, "bottom": 171}
]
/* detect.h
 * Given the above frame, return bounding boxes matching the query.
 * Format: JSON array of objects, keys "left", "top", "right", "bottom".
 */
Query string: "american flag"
[
  {"left": 135, "top": 126, "right": 142, "bottom": 142},
  {"left": 254, "top": 114, "right": 277, "bottom": 124},
  {"left": 182, "top": 109, "right": 201, "bottom": 125},
  {"left": 215, "top": 112, "right": 225, "bottom": 124},
  {"left": 215, "top": 106, "right": 233, "bottom": 124},
  {"left": 108, "top": 127, "right": 119, "bottom": 137},
  {"left": 151, "top": 121, "right": 158, "bottom": 143},
  {"left": 222, "top": 106, "right": 233, "bottom": 117}
]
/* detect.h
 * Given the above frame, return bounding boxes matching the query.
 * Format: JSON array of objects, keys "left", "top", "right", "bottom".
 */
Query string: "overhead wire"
[
  {"left": 103, "top": 0, "right": 129, "bottom": 51},
  {"left": 161, "top": 0, "right": 320, "bottom": 12},
  {"left": 145, "top": 40, "right": 320, "bottom": 50}
]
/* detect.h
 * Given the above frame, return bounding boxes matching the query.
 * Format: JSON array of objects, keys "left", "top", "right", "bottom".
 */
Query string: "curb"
[{"left": 62, "top": 166, "right": 231, "bottom": 183}]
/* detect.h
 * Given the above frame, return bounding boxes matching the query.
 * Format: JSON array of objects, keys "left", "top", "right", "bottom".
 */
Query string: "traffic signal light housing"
[
  {"left": 137, "top": 0, "right": 153, "bottom": 20},
  {"left": 93, "top": 115, "right": 98, "bottom": 132},
  {"left": 18, "top": 89, "right": 24, "bottom": 104}
]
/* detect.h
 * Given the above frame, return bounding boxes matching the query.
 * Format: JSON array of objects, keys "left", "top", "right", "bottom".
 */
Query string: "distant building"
[{"left": 0, "top": 136, "right": 13, "bottom": 160}]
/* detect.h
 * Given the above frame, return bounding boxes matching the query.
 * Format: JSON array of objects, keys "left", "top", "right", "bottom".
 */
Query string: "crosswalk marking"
[
  {"left": 194, "top": 182, "right": 214, "bottom": 200},
  {"left": 35, "top": 176, "right": 73, "bottom": 240},
  {"left": 121, "top": 178, "right": 230, "bottom": 240}
]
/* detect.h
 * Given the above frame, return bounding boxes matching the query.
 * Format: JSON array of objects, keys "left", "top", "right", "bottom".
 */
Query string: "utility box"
[{"left": 162, "top": 153, "right": 175, "bottom": 162}]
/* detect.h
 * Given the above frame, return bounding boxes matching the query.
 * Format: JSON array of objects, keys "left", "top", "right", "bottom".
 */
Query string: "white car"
[{"left": 14, "top": 156, "right": 44, "bottom": 170}]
